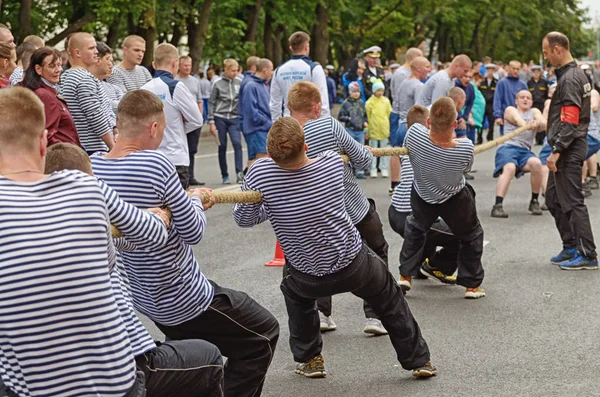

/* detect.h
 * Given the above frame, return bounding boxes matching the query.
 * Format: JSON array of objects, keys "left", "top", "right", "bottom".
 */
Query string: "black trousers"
[
  {"left": 546, "top": 137, "right": 597, "bottom": 258},
  {"left": 136, "top": 340, "right": 224, "bottom": 397},
  {"left": 187, "top": 128, "right": 201, "bottom": 180},
  {"left": 316, "top": 198, "right": 390, "bottom": 318},
  {"left": 400, "top": 186, "right": 484, "bottom": 288},
  {"left": 156, "top": 281, "right": 279, "bottom": 397},
  {"left": 388, "top": 205, "right": 459, "bottom": 276},
  {"left": 281, "top": 243, "right": 431, "bottom": 370},
  {"left": 176, "top": 166, "right": 190, "bottom": 190},
  {"left": 0, "top": 340, "right": 224, "bottom": 397},
  {"left": 483, "top": 107, "right": 495, "bottom": 139}
]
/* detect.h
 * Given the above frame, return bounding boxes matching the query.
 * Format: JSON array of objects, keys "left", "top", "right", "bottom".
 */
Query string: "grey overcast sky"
[{"left": 581, "top": 0, "right": 600, "bottom": 25}]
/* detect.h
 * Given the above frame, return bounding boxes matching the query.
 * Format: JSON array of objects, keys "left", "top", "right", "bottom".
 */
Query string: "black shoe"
[
  {"left": 491, "top": 203, "right": 508, "bottom": 218},
  {"left": 464, "top": 172, "right": 474, "bottom": 180},
  {"left": 189, "top": 178, "right": 205, "bottom": 186},
  {"left": 486, "top": 132, "right": 494, "bottom": 141},
  {"left": 528, "top": 199, "right": 542, "bottom": 215},
  {"left": 587, "top": 176, "right": 599, "bottom": 190},
  {"left": 476, "top": 136, "right": 483, "bottom": 145},
  {"left": 420, "top": 259, "right": 457, "bottom": 284}
]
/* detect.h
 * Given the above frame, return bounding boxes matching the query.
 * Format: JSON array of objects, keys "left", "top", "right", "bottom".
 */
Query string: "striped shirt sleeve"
[
  {"left": 330, "top": 118, "right": 372, "bottom": 170},
  {"left": 232, "top": 166, "right": 269, "bottom": 227},
  {"left": 99, "top": 180, "right": 168, "bottom": 251},
  {"left": 76, "top": 76, "right": 112, "bottom": 138},
  {"left": 161, "top": 164, "right": 207, "bottom": 245}
]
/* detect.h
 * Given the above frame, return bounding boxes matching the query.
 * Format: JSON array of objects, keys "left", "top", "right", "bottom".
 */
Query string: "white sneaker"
[
  {"left": 363, "top": 318, "right": 388, "bottom": 335},
  {"left": 381, "top": 169, "right": 389, "bottom": 178},
  {"left": 319, "top": 311, "right": 337, "bottom": 332},
  {"left": 370, "top": 169, "right": 378, "bottom": 178}
]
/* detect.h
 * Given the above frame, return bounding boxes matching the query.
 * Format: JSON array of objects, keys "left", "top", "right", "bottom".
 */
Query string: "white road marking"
[
  {"left": 195, "top": 148, "right": 248, "bottom": 159},
  {"left": 483, "top": 240, "right": 490, "bottom": 247}
]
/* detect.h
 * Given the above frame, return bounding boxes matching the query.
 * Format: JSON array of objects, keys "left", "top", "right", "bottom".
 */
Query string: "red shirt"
[{"left": 33, "top": 84, "right": 82, "bottom": 148}]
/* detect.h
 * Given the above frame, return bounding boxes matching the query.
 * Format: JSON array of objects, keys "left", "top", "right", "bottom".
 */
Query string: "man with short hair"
[
  {"left": 269, "top": 31, "right": 330, "bottom": 120},
  {"left": 493, "top": 60, "right": 528, "bottom": 135},
  {"left": 60, "top": 32, "right": 115, "bottom": 154},
  {"left": 400, "top": 97, "right": 485, "bottom": 298},
  {"left": 491, "top": 90, "right": 546, "bottom": 218},
  {"left": 92, "top": 89, "right": 279, "bottom": 397},
  {"left": 88, "top": 41, "right": 122, "bottom": 132},
  {"left": 417, "top": 54, "right": 472, "bottom": 107},
  {"left": 239, "top": 58, "right": 273, "bottom": 166},
  {"left": 107, "top": 35, "right": 152, "bottom": 91},
  {"left": 176, "top": 55, "right": 205, "bottom": 186},
  {"left": 142, "top": 44, "right": 203, "bottom": 189},
  {"left": 396, "top": 56, "right": 430, "bottom": 145},
  {"left": 542, "top": 31, "right": 598, "bottom": 270},
  {"left": 455, "top": 70, "right": 475, "bottom": 142},
  {"left": 389, "top": 48, "right": 424, "bottom": 194},
  {"left": 245, "top": 55, "right": 259, "bottom": 76},
  {"left": 288, "top": 81, "right": 390, "bottom": 336},
  {"left": 528, "top": 65, "right": 549, "bottom": 144},
  {"left": 233, "top": 116, "right": 436, "bottom": 380},
  {"left": 479, "top": 63, "right": 498, "bottom": 141},
  {"left": 23, "top": 34, "right": 44, "bottom": 48}
]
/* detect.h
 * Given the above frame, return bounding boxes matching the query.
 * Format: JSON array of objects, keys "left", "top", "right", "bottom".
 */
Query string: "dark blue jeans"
[{"left": 214, "top": 116, "right": 243, "bottom": 178}]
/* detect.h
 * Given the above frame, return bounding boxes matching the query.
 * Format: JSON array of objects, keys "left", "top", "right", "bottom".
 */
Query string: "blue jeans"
[
  {"left": 369, "top": 138, "right": 389, "bottom": 171},
  {"left": 467, "top": 126, "right": 476, "bottom": 143},
  {"left": 346, "top": 128, "right": 365, "bottom": 176},
  {"left": 202, "top": 99, "right": 209, "bottom": 123},
  {"left": 214, "top": 116, "right": 243, "bottom": 178},
  {"left": 389, "top": 112, "right": 401, "bottom": 147}
]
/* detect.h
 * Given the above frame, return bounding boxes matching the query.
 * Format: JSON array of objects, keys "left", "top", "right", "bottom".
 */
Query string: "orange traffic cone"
[{"left": 264, "top": 241, "right": 285, "bottom": 267}]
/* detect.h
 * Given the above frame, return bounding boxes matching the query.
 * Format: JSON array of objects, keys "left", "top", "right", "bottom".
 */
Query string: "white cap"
[
  {"left": 325, "top": 64, "right": 335, "bottom": 70},
  {"left": 389, "top": 63, "right": 401, "bottom": 69},
  {"left": 363, "top": 46, "right": 382, "bottom": 57},
  {"left": 484, "top": 63, "right": 497, "bottom": 69},
  {"left": 581, "top": 64, "right": 590, "bottom": 70}
]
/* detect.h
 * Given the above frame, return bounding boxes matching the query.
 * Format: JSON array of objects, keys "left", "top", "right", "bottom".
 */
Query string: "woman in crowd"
[{"left": 0, "top": 43, "right": 16, "bottom": 88}]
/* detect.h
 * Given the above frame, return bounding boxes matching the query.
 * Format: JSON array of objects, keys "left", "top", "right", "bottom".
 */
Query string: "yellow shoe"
[
  {"left": 465, "top": 287, "right": 486, "bottom": 299},
  {"left": 399, "top": 275, "right": 412, "bottom": 293},
  {"left": 419, "top": 259, "right": 457, "bottom": 285}
]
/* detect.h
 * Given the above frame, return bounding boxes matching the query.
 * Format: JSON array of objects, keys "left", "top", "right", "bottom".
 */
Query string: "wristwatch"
[{"left": 551, "top": 145, "right": 560, "bottom": 154}]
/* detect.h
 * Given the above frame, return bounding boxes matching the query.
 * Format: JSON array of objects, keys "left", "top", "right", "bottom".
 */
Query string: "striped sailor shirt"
[
  {"left": 405, "top": 123, "right": 474, "bottom": 204},
  {"left": 233, "top": 150, "right": 363, "bottom": 276},
  {"left": 91, "top": 150, "right": 214, "bottom": 326},
  {"left": 304, "top": 117, "right": 372, "bottom": 224},
  {"left": 107, "top": 65, "right": 153, "bottom": 92},
  {"left": 60, "top": 68, "right": 112, "bottom": 153},
  {"left": 0, "top": 170, "right": 137, "bottom": 397},
  {"left": 391, "top": 156, "right": 414, "bottom": 213}
]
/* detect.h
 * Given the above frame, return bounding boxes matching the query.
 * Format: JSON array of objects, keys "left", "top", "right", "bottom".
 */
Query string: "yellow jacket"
[{"left": 365, "top": 95, "right": 392, "bottom": 140}]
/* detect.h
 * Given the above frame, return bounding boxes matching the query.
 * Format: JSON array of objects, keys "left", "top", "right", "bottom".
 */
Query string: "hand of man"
[
  {"left": 529, "top": 120, "right": 539, "bottom": 131},
  {"left": 147, "top": 207, "right": 171, "bottom": 228},
  {"left": 209, "top": 123, "right": 217, "bottom": 137},
  {"left": 547, "top": 152, "right": 560, "bottom": 173},
  {"left": 192, "top": 188, "right": 217, "bottom": 209},
  {"left": 495, "top": 118, "right": 504, "bottom": 126},
  {"left": 458, "top": 119, "right": 467, "bottom": 130}
]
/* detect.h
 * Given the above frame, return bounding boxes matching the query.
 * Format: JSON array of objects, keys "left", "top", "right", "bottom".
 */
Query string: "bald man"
[
  {"left": 395, "top": 57, "right": 431, "bottom": 145},
  {"left": 0, "top": 24, "right": 14, "bottom": 48},
  {"left": 389, "top": 48, "right": 423, "bottom": 194},
  {"left": 493, "top": 60, "right": 528, "bottom": 135},
  {"left": 107, "top": 35, "right": 152, "bottom": 91},
  {"left": 417, "top": 54, "right": 472, "bottom": 108},
  {"left": 60, "top": 32, "right": 115, "bottom": 154}
]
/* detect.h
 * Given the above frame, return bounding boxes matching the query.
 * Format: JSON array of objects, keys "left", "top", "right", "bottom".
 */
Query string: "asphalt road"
[{"left": 140, "top": 131, "right": 600, "bottom": 397}]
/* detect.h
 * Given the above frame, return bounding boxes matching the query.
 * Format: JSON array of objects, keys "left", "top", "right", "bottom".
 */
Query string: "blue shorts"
[
  {"left": 493, "top": 145, "right": 536, "bottom": 178},
  {"left": 246, "top": 131, "right": 268, "bottom": 160},
  {"left": 587, "top": 135, "right": 600, "bottom": 160},
  {"left": 389, "top": 113, "right": 401, "bottom": 147},
  {"left": 539, "top": 143, "right": 551, "bottom": 165}
]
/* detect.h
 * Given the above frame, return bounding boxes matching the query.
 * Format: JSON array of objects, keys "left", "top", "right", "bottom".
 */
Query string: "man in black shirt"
[
  {"left": 528, "top": 65, "right": 548, "bottom": 144},
  {"left": 479, "top": 64, "right": 497, "bottom": 141},
  {"left": 542, "top": 31, "right": 597, "bottom": 270}
]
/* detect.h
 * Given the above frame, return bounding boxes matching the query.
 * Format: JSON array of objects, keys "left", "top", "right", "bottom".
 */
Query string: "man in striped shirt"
[
  {"left": 60, "top": 32, "right": 115, "bottom": 154},
  {"left": 233, "top": 117, "right": 436, "bottom": 379},
  {"left": 400, "top": 97, "right": 486, "bottom": 299},
  {"left": 0, "top": 87, "right": 140, "bottom": 397},
  {"left": 107, "top": 35, "right": 152, "bottom": 92},
  {"left": 287, "top": 81, "right": 390, "bottom": 336},
  {"left": 389, "top": 105, "right": 459, "bottom": 291},
  {"left": 92, "top": 90, "right": 279, "bottom": 397},
  {"left": 44, "top": 142, "right": 227, "bottom": 397}
]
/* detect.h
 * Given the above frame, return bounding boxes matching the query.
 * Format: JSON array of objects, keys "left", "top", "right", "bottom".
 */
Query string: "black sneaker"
[
  {"left": 476, "top": 135, "right": 483, "bottom": 145},
  {"left": 419, "top": 259, "right": 456, "bottom": 284},
  {"left": 528, "top": 199, "right": 542, "bottom": 215},
  {"left": 295, "top": 354, "right": 326, "bottom": 378},
  {"left": 588, "top": 176, "right": 599, "bottom": 190},
  {"left": 412, "top": 361, "right": 438, "bottom": 378},
  {"left": 541, "top": 201, "right": 549, "bottom": 211},
  {"left": 189, "top": 178, "right": 205, "bottom": 186},
  {"left": 491, "top": 203, "right": 508, "bottom": 218}
]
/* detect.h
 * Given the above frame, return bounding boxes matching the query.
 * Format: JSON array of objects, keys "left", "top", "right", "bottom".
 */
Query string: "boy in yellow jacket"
[{"left": 366, "top": 78, "right": 392, "bottom": 177}]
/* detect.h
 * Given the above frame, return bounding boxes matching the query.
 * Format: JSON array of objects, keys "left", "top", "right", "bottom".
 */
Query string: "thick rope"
[{"left": 110, "top": 125, "right": 532, "bottom": 237}]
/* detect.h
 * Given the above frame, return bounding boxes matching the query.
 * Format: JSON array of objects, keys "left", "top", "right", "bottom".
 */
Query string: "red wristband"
[{"left": 560, "top": 106, "right": 580, "bottom": 124}]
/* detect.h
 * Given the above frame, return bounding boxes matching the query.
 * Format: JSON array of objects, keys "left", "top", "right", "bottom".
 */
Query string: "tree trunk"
[
  {"left": 18, "top": 0, "right": 33, "bottom": 41},
  {"left": 310, "top": 2, "right": 329, "bottom": 65},
  {"left": 264, "top": 8, "right": 274, "bottom": 60},
  {"left": 47, "top": 12, "right": 97, "bottom": 47},
  {"left": 188, "top": 0, "right": 213, "bottom": 72},
  {"left": 273, "top": 24, "right": 285, "bottom": 67},
  {"left": 170, "top": 22, "right": 183, "bottom": 46},
  {"left": 135, "top": 1, "right": 157, "bottom": 66},
  {"left": 106, "top": 15, "right": 121, "bottom": 49},
  {"left": 244, "top": 0, "right": 262, "bottom": 46}
]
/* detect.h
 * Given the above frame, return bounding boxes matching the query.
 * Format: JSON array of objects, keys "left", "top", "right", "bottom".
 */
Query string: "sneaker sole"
[
  {"left": 363, "top": 326, "right": 388, "bottom": 336},
  {"left": 465, "top": 293, "right": 486, "bottom": 299},
  {"left": 320, "top": 325, "right": 337, "bottom": 332},
  {"left": 551, "top": 258, "right": 575, "bottom": 265},
  {"left": 529, "top": 210, "right": 543, "bottom": 215},
  {"left": 399, "top": 283, "right": 411, "bottom": 293},
  {"left": 295, "top": 369, "right": 326, "bottom": 378},
  {"left": 559, "top": 266, "right": 599, "bottom": 271},
  {"left": 412, "top": 369, "right": 438, "bottom": 378},
  {"left": 419, "top": 267, "right": 457, "bottom": 285}
]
